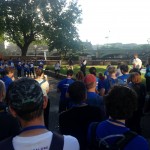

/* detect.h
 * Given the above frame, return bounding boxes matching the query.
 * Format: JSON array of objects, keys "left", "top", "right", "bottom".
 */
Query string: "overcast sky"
[{"left": 77, "top": 0, "right": 150, "bottom": 45}]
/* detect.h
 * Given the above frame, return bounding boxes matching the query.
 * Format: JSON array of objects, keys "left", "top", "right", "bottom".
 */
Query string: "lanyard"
[
  {"left": 108, "top": 119, "right": 125, "bottom": 126},
  {"left": 71, "top": 102, "right": 87, "bottom": 108},
  {"left": 20, "top": 125, "right": 46, "bottom": 134}
]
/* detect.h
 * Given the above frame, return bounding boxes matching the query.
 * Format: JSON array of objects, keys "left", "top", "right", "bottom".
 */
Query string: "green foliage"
[
  {"left": 0, "top": 0, "right": 82, "bottom": 56},
  {"left": 45, "top": 65, "right": 107, "bottom": 77},
  {"left": 43, "top": 0, "right": 82, "bottom": 57}
]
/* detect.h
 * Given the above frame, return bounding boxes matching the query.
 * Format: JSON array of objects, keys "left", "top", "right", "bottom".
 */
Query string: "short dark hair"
[
  {"left": 68, "top": 81, "right": 86, "bottom": 104},
  {"left": 4, "top": 67, "right": 15, "bottom": 75},
  {"left": 104, "top": 85, "right": 137, "bottom": 120},
  {"left": 6, "top": 78, "right": 44, "bottom": 121},
  {"left": 89, "top": 67, "right": 97, "bottom": 76},
  {"left": 129, "top": 68, "right": 141, "bottom": 75},
  {"left": 120, "top": 64, "right": 129, "bottom": 73},
  {"left": 67, "top": 69, "right": 74, "bottom": 76}
]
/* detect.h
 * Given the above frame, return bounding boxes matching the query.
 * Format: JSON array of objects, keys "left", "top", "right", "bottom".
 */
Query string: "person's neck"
[
  {"left": 67, "top": 76, "right": 72, "bottom": 79},
  {"left": 21, "top": 120, "right": 45, "bottom": 128},
  {"left": 6, "top": 74, "right": 11, "bottom": 78},
  {"left": 19, "top": 116, "right": 48, "bottom": 136},
  {"left": 36, "top": 76, "right": 43, "bottom": 80},
  {"left": 108, "top": 117, "right": 125, "bottom": 127},
  {"left": 87, "top": 88, "right": 96, "bottom": 92}
]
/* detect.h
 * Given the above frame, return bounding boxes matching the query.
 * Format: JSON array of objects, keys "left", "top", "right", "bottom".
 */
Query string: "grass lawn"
[{"left": 45, "top": 65, "right": 146, "bottom": 84}]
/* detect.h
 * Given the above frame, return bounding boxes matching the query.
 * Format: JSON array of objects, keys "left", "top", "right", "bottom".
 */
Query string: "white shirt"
[
  {"left": 54, "top": 63, "right": 60, "bottom": 70},
  {"left": 132, "top": 58, "right": 142, "bottom": 69},
  {"left": 13, "top": 131, "right": 79, "bottom": 150},
  {"left": 36, "top": 79, "right": 49, "bottom": 96}
]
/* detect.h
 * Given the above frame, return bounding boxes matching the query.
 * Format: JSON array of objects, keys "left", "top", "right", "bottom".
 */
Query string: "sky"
[{"left": 77, "top": 0, "right": 150, "bottom": 45}]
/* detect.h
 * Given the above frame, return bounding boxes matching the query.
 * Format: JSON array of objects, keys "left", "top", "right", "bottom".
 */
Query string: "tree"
[
  {"left": 43, "top": 0, "right": 82, "bottom": 58},
  {"left": 0, "top": 0, "right": 82, "bottom": 57}
]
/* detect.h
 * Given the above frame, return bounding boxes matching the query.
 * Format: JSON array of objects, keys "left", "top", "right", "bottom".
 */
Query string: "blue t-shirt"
[
  {"left": 104, "top": 70, "right": 110, "bottom": 78},
  {"left": 86, "top": 92, "right": 104, "bottom": 109},
  {"left": 118, "top": 74, "right": 130, "bottom": 83},
  {"left": 88, "top": 120, "right": 149, "bottom": 150},
  {"left": 1, "top": 76, "right": 13, "bottom": 91},
  {"left": 101, "top": 78, "right": 124, "bottom": 94},
  {"left": 57, "top": 78, "right": 74, "bottom": 101}
]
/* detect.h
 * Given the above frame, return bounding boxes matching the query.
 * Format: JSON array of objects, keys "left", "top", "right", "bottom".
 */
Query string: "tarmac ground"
[{"left": 47, "top": 76, "right": 60, "bottom": 132}]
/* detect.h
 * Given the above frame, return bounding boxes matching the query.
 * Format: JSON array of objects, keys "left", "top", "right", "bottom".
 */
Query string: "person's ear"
[
  {"left": 9, "top": 106, "right": 17, "bottom": 117},
  {"left": 43, "top": 96, "right": 48, "bottom": 109}
]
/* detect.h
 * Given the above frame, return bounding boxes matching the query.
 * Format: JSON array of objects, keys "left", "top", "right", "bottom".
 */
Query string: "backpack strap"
[
  {"left": 113, "top": 130, "right": 137, "bottom": 149},
  {"left": 39, "top": 79, "right": 46, "bottom": 86},
  {"left": 88, "top": 122, "right": 99, "bottom": 149},
  {"left": 49, "top": 132, "right": 64, "bottom": 150},
  {"left": 0, "top": 136, "right": 14, "bottom": 150}
]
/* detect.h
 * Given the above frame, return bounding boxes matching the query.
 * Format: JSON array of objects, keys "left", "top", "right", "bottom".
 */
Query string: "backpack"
[
  {"left": 88, "top": 122, "right": 137, "bottom": 150},
  {"left": 39, "top": 79, "right": 46, "bottom": 86},
  {"left": 0, "top": 132, "right": 64, "bottom": 150}
]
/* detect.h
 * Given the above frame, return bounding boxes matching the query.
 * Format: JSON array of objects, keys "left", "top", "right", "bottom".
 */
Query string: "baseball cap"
[
  {"left": 84, "top": 74, "right": 96, "bottom": 84},
  {"left": 7, "top": 78, "right": 43, "bottom": 113}
]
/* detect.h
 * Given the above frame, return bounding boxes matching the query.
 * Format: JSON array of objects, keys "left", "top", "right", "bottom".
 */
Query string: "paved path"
[{"left": 47, "top": 76, "right": 60, "bottom": 132}]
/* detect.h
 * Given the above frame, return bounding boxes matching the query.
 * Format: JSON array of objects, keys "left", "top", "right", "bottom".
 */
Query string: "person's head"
[
  {"left": 76, "top": 71, "right": 84, "bottom": 81},
  {"left": 98, "top": 72, "right": 104, "bottom": 80},
  {"left": 89, "top": 67, "right": 97, "bottom": 76},
  {"left": 106, "top": 64, "right": 111, "bottom": 69},
  {"left": 67, "top": 69, "right": 73, "bottom": 77},
  {"left": 108, "top": 66, "right": 116, "bottom": 75},
  {"left": 0, "top": 80, "right": 6, "bottom": 102},
  {"left": 84, "top": 74, "right": 96, "bottom": 90},
  {"left": 6, "top": 78, "right": 47, "bottom": 122},
  {"left": 104, "top": 85, "right": 137, "bottom": 120},
  {"left": 35, "top": 68, "right": 44, "bottom": 77},
  {"left": 67, "top": 81, "right": 86, "bottom": 104},
  {"left": 129, "top": 72, "right": 142, "bottom": 84},
  {"left": 4, "top": 67, "right": 15, "bottom": 78},
  {"left": 120, "top": 64, "right": 129, "bottom": 74},
  {"left": 134, "top": 53, "right": 138, "bottom": 59},
  {"left": 98, "top": 72, "right": 103, "bottom": 77},
  {"left": 129, "top": 68, "right": 141, "bottom": 75}
]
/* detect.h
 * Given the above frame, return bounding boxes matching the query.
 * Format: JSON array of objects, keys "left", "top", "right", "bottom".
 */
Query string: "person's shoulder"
[
  {"left": 63, "top": 135, "right": 79, "bottom": 150},
  {"left": 0, "top": 136, "right": 13, "bottom": 149},
  {"left": 58, "top": 79, "right": 66, "bottom": 84}
]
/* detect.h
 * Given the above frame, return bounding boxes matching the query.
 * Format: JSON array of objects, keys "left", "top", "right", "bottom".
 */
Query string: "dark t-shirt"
[
  {"left": 0, "top": 102, "right": 20, "bottom": 141},
  {"left": 59, "top": 105, "right": 103, "bottom": 150}
]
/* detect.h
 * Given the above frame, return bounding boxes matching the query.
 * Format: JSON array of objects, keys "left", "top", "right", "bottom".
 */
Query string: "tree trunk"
[{"left": 21, "top": 44, "right": 30, "bottom": 57}]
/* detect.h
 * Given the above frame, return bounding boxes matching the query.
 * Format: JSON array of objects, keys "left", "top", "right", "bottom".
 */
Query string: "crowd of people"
[{"left": 0, "top": 54, "right": 150, "bottom": 150}]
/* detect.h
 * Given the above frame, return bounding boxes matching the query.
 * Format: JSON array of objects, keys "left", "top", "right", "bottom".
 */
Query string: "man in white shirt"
[
  {"left": 54, "top": 61, "right": 61, "bottom": 77},
  {"left": 132, "top": 54, "right": 142, "bottom": 69},
  {"left": 0, "top": 78, "right": 79, "bottom": 150}
]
